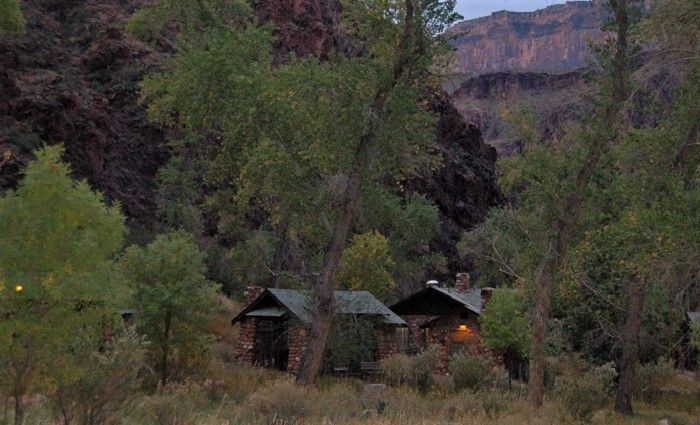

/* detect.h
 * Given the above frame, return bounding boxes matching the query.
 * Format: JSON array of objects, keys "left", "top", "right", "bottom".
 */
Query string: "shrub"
[
  {"left": 635, "top": 357, "right": 676, "bottom": 402},
  {"left": 124, "top": 381, "right": 211, "bottom": 425},
  {"left": 381, "top": 353, "right": 414, "bottom": 386},
  {"left": 244, "top": 379, "right": 313, "bottom": 422},
  {"left": 450, "top": 352, "right": 497, "bottom": 390},
  {"left": 411, "top": 345, "right": 442, "bottom": 390},
  {"left": 51, "top": 328, "right": 147, "bottom": 425},
  {"left": 554, "top": 357, "right": 616, "bottom": 421},
  {"left": 314, "top": 382, "right": 363, "bottom": 422},
  {"left": 381, "top": 345, "right": 442, "bottom": 390}
]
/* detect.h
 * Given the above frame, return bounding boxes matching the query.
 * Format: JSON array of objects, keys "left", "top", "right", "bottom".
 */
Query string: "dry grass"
[{"left": 6, "top": 299, "right": 698, "bottom": 425}]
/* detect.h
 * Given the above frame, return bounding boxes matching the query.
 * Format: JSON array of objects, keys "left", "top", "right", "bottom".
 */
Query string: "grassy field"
[
  {"left": 6, "top": 296, "right": 699, "bottom": 425},
  {"left": 12, "top": 358, "right": 698, "bottom": 425}
]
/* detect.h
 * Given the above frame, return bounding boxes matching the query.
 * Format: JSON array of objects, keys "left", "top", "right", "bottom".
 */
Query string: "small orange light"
[
  {"left": 15, "top": 285, "right": 23, "bottom": 293},
  {"left": 458, "top": 325, "right": 468, "bottom": 331}
]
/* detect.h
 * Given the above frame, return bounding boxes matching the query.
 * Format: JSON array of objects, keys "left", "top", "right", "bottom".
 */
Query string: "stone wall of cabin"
[
  {"left": 377, "top": 326, "right": 399, "bottom": 360},
  {"left": 286, "top": 320, "right": 309, "bottom": 375},
  {"left": 235, "top": 318, "right": 257, "bottom": 364},
  {"left": 403, "top": 315, "right": 437, "bottom": 353},
  {"left": 424, "top": 312, "right": 484, "bottom": 372}
]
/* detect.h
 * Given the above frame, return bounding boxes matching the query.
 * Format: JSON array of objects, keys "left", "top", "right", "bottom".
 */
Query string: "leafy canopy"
[
  {"left": 134, "top": 0, "right": 457, "bottom": 294},
  {"left": 0, "top": 145, "right": 126, "bottom": 402},
  {"left": 119, "top": 231, "right": 218, "bottom": 383},
  {"left": 337, "top": 231, "right": 396, "bottom": 300},
  {"left": 479, "top": 289, "right": 530, "bottom": 359}
]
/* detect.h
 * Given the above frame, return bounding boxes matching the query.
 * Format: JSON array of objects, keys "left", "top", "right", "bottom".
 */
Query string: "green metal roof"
[{"left": 234, "top": 288, "right": 406, "bottom": 326}]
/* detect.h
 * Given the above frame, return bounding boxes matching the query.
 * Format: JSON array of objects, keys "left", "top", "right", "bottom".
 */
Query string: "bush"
[
  {"left": 635, "top": 357, "right": 676, "bottom": 402},
  {"left": 124, "top": 381, "right": 211, "bottom": 425},
  {"left": 244, "top": 379, "right": 313, "bottom": 422},
  {"left": 554, "top": 357, "right": 616, "bottom": 421},
  {"left": 450, "top": 352, "right": 497, "bottom": 390},
  {"left": 381, "top": 353, "right": 414, "bottom": 386},
  {"left": 381, "top": 345, "right": 442, "bottom": 390}
]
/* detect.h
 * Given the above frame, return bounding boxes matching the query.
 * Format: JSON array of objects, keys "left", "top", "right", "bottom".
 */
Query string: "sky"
[{"left": 456, "top": 0, "right": 571, "bottom": 20}]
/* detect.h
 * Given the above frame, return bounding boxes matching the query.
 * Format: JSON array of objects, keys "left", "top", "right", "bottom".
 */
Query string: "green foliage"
[
  {"left": 479, "top": 289, "right": 530, "bottom": 359},
  {"left": 0, "top": 0, "right": 25, "bottom": 37},
  {"left": 0, "top": 145, "right": 126, "bottom": 420},
  {"left": 554, "top": 357, "right": 617, "bottom": 421},
  {"left": 49, "top": 327, "right": 147, "bottom": 425},
  {"left": 126, "top": 0, "right": 251, "bottom": 41},
  {"left": 449, "top": 352, "right": 497, "bottom": 391},
  {"left": 381, "top": 345, "right": 442, "bottom": 390},
  {"left": 461, "top": 4, "right": 700, "bottom": 371},
  {"left": 338, "top": 231, "right": 395, "bottom": 300},
  {"left": 325, "top": 316, "right": 379, "bottom": 372},
  {"left": 692, "top": 321, "right": 700, "bottom": 352},
  {"left": 132, "top": 0, "right": 452, "bottom": 295},
  {"left": 634, "top": 357, "right": 676, "bottom": 403},
  {"left": 119, "top": 231, "right": 219, "bottom": 384}
]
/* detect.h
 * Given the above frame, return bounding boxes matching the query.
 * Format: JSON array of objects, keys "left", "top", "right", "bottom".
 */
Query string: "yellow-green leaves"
[
  {"left": 119, "top": 231, "right": 218, "bottom": 383},
  {"left": 0, "top": 145, "right": 127, "bottom": 411},
  {"left": 338, "top": 231, "right": 395, "bottom": 300},
  {"left": 0, "top": 0, "right": 25, "bottom": 37}
]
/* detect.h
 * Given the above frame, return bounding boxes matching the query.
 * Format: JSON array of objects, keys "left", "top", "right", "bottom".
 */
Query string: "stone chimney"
[
  {"left": 480, "top": 287, "right": 494, "bottom": 311},
  {"left": 455, "top": 272, "right": 471, "bottom": 292},
  {"left": 243, "top": 285, "right": 265, "bottom": 306}
]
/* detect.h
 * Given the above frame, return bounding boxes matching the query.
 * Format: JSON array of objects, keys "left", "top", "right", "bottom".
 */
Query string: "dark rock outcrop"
[
  {"left": 450, "top": 71, "right": 590, "bottom": 156},
  {"left": 0, "top": 0, "right": 168, "bottom": 223},
  {"left": 407, "top": 92, "right": 501, "bottom": 277}
]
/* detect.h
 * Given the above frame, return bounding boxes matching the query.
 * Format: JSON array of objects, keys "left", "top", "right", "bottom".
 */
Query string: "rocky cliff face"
[
  {"left": 448, "top": 1, "right": 605, "bottom": 75},
  {"left": 0, "top": 0, "right": 168, "bottom": 223},
  {"left": 450, "top": 71, "right": 590, "bottom": 156}
]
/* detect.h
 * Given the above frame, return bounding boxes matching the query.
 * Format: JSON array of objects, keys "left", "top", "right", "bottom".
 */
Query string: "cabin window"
[
  {"left": 449, "top": 324, "right": 476, "bottom": 353},
  {"left": 396, "top": 327, "right": 410, "bottom": 353}
]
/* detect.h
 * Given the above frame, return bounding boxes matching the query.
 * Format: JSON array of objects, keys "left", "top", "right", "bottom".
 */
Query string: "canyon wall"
[{"left": 448, "top": 1, "right": 605, "bottom": 75}]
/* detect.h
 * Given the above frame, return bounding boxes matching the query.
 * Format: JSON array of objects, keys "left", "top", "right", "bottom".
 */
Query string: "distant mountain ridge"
[{"left": 447, "top": 1, "right": 606, "bottom": 75}]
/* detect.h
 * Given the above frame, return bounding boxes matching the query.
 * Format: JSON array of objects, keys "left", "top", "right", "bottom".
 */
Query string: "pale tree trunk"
[
  {"left": 296, "top": 0, "right": 416, "bottom": 385},
  {"left": 529, "top": 0, "right": 630, "bottom": 409},
  {"left": 615, "top": 277, "right": 645, "bottom": 414}
]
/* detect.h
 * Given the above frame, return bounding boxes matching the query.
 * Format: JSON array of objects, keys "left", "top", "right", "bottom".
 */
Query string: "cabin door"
[{"left": 253, "top": 319, "right": 289, "bottom": 371}]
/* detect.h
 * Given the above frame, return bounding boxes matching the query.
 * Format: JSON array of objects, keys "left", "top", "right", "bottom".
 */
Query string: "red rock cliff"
[{"left": 448, "top": 1, "right": 606, "bottom": 75}]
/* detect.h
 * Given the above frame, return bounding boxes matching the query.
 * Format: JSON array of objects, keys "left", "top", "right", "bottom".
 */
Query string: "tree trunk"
[
  {"left": 614, "top": 278, "right": 645, "bottom": 414},
  {"left": 161, "top": 310, "right": 172, "bottom": 386},
  {"left": 528, "top": 0, "right": 630, "bottom": 409},
  {"left": 296, "top": 0, "right": 416, "bottom": 385},
  {"left": 15, "top": 391, "right": 24, "bottom": 425}
]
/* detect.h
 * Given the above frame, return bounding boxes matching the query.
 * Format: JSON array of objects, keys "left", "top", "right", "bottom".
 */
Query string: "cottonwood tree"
[
  {"left": 462, "top": 0, "right": 635, "bottom": 409},
  {"left": 119, "top": 231, "right": 218, "bottom": 386},
  {"left": 479, "top": 289, "right": 530, "bottom": 376},
  {"left": 131, "top": 0, "right": 459, "bottom": 384},
  {"left": 337, "top": 231, "right": 396, "bottom": 301},
  {"left": 0, "top": 146, "right": 126, "bottom": 425},
  {"left": 525, "top": 0, "right": 633, "bottom": 408}
]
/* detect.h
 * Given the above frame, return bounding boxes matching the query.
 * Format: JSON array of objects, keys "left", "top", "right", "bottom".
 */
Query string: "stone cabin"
[
  {"left": 389, "top": 273, "right": 493, "bottom": 371},
  {"left": 232, "top": 287, "right": 406, "bottom": 374}
]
